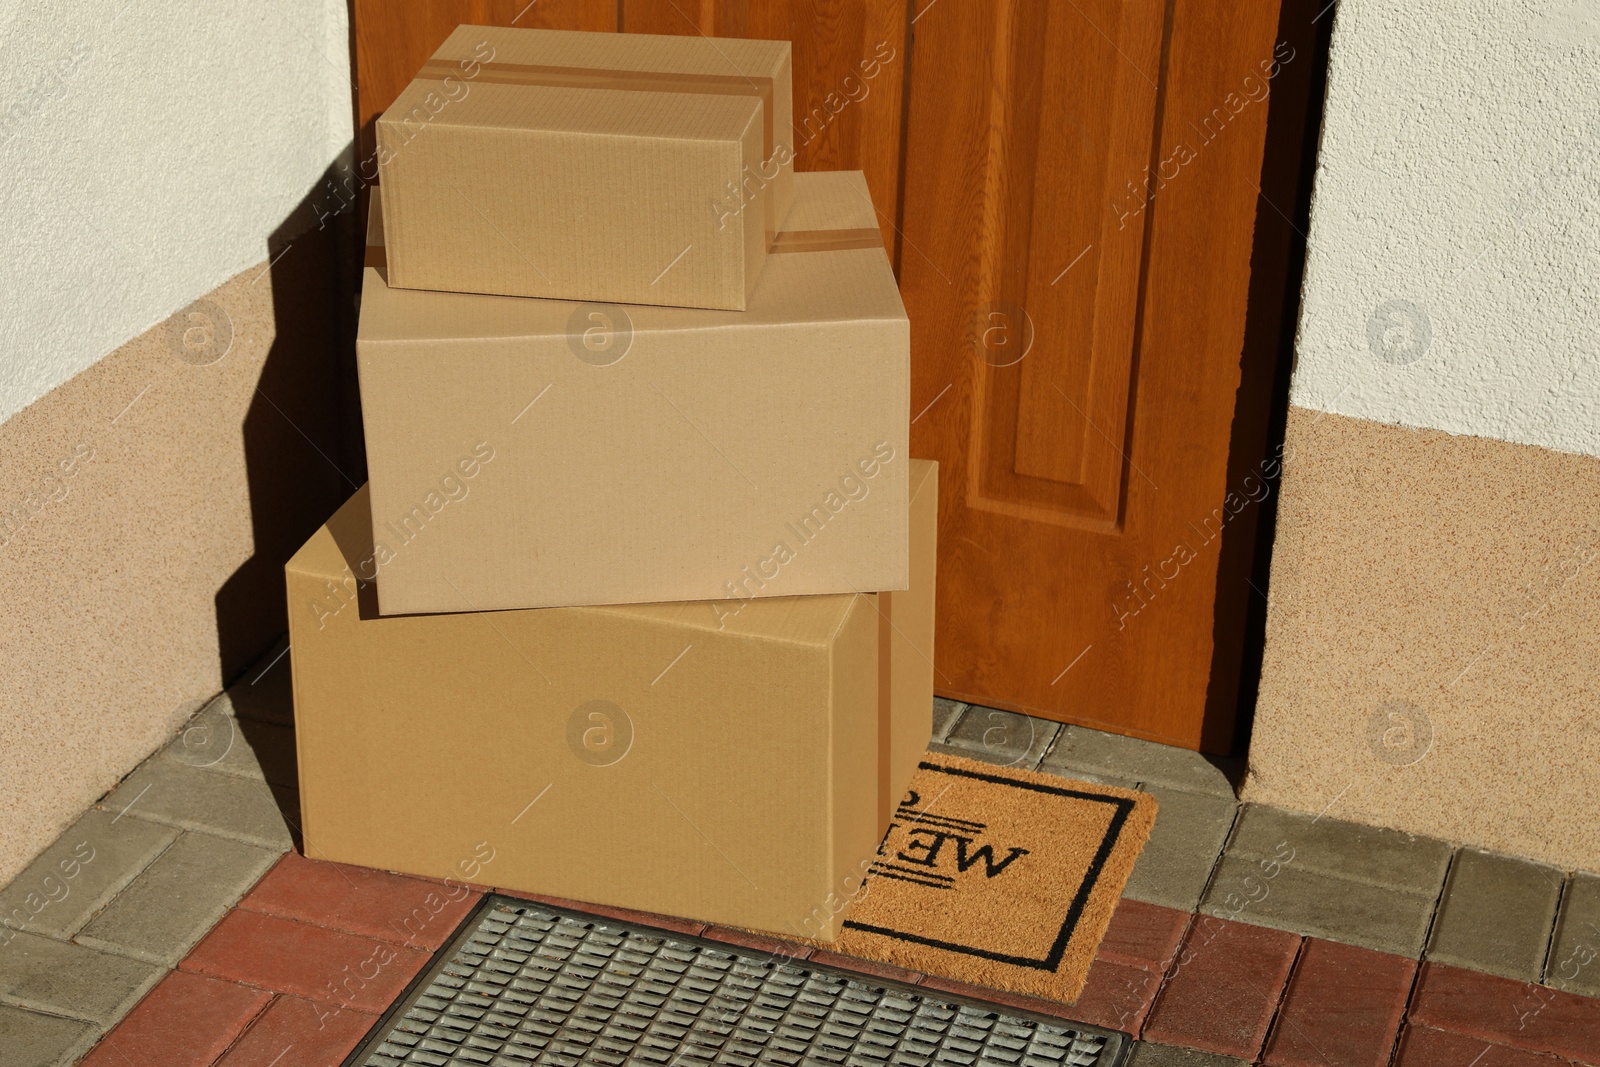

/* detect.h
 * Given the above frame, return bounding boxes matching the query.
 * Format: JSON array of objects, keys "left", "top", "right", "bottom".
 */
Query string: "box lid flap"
[
  {"left": 358, "top": 171, "right": 903, "bottom": 343},
  {"left": 289, "top": 486, "right": 863, "bottom": 648}
]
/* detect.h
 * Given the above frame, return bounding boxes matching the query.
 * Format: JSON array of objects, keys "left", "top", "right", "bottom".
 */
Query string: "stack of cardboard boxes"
[{"left": 286, "top": 25, "right": 934, "bottom": 941}]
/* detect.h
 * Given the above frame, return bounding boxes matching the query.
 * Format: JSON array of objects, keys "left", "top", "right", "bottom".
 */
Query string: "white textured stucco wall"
[
  {"left": 0, "top": 0, "right": 352, "bottom": 422},
  {"left": 1290, "top": 0, "right": 1600, "bottom": 457}
]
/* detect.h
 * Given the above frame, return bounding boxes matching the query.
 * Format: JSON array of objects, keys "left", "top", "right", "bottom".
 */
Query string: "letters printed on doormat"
[{"left": 829, "top": 754, "right": 1158, "bottom": 1004}]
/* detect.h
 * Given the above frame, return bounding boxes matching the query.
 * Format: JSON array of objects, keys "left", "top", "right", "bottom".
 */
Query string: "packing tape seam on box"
[{"left": 415, "top": 60, "right": 776, "bottom": 160}]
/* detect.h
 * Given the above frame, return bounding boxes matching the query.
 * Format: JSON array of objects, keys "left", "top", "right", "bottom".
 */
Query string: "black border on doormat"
[
  {"left": 340, "top": 893, "right": 1133, "bottom": 1067},
  {"left": 842, "top": 760, "right": 1136, "bottom": 972}
]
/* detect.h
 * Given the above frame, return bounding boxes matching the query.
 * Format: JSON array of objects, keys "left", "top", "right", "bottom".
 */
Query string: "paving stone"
[
  {"left": 0, "top": 1003, "right": 98, "bottom": 1067},
  {"left": 158, "top": 699, "right": 298, "bottom": 788},
  {"left": 97, "top": 758, "right": 298, "bottom": 850},
  {"left": 1408, "top": 960, "right": 1600, "bottom": 1064},
  {"left": 0, "top": 809, "right": 176, "bottom": 939},
  {"left": 222, "top": 637, "right": 295, "bottom": 726},
  {"left": 1261, "top": 938, "right": 1415, "bottom": 1067},
  {"left": 1200, "top": 852, "right": 1439, "bottom": 957},
  {"left": 930, "top": 697, "right": 966, "bottom": 742},
  {"left": 215, "top": 993, "right": 377, "bottom": 1067},
  {"left": 1124, "top": 786, "right": 1236, "bottom": 911},
  {"left": 1545, "top": 870, "right": 1600, "bottom": 996},
  {"left": 1142, "top": 916, "right": 1301, "bottom": 1058},
  {"left": 1063, "top": 900, "right": 1190, "bottom": 1034},
  {"left": 181, "top": 909, "right": 431, "bottom": 1013},
  {"left": 79, "top": 969, "right": 271, "bottom": 1067},
  {"left": 1427, "top": 847, "right": 1563, "bottom": 982},
  {"left": 77, "top": 832, "right": 280, "bottom": 966},
  {"left": 941, "top": 704, "right": 1059, "bottom": 768},
  {"left": 1070, "top": 955, "right": 1165, "bottom": 1034},
  {"left": 1126, "top": 1043, "right": 1250, "bottom": 1067},
  {"left": 239, "top": 852, "right": 477, "bottom": 950},
  {"left": 1100, "top": 898, "right": 1191, "bottom": 970},
  {"left": 1040, "top": 726, "right": 1237, "bottom": 798},
  {"left": 1224, "top": 805, "right": 1452, "bottom": 894},
  {"left": 1046, "top": 767, "right": 1143, "bottom": 790},
  {"left": 1394, "top": 1023, "right": 1570, "bottom": 1067},
  {"left": 0, "top": 929, "right": 163, "bottom": 1026}
]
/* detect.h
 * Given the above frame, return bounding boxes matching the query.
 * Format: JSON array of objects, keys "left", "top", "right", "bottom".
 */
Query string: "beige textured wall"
[
  {"left": 0, "top": 240, "right": 350, "bottom": 886},
  {"left": 1244, "top": 406, "right": 1600, "bottom": 870}
]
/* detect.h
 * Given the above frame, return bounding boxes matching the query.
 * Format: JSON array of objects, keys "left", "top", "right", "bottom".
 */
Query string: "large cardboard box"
[
  {"left": 358, "top": 170, "right": 908, "bottom": 616},
  {"left": 286, "top": 462, "right": 937, "bottom": 938},
  {"left": 377, "top": 25, "right": 793, "bottom": 310}
]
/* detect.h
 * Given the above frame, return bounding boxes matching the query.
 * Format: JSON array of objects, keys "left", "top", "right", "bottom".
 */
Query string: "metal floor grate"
[{"left": 344, "top": 896, "right": 1128, "bottom": 1067}]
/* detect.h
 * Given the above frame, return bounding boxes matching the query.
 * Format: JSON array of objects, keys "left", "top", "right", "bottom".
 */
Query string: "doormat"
[
  {"left": 825, "top": 755, "right": 1158, "bottom": 1004},
  {"left": 343, "top": 897, "right": 1128, "bottom": 1067}
]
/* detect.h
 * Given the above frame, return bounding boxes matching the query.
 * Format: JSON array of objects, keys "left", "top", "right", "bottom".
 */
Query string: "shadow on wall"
[
  {"left": 211, "top": 156, "right": 367, "bottom": 685},
  {"left": 1205, "top": 0, "right": 1336, "bottom": 756}
]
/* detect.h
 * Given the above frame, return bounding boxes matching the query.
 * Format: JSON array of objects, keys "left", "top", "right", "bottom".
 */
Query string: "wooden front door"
[{"left": 351, "top": 0, "right": 1290, "bottom": 752}]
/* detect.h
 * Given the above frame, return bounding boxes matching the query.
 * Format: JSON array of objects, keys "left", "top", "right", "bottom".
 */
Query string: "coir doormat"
[{"left": 825, "top": 754, "right": 1158, "bottom": 1004}]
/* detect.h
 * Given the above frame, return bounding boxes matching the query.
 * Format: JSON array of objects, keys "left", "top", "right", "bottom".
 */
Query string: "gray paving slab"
[
  {"left": 1040, "top": 726, "right": 1237, "bottom": 799},
  {"left": 157, "top": 699, "right": 298, "bottom": 788},
  {"left": 930, "top": 697, "right": 966, "bottom": 743},
  {"left": 0, "top": 1003, "right": 97, "bottom": 1067},
  {"left": 1547, "top": 871, "right": 1600, "bottom": 995},
  {"left": 76, "top": 831, "right": 280, "bottom": 966},
  {"left": 1200, "top": 851, "right": 1440, "bottom": 956},
  {"left": 0, "top": 809, "right": 176, "bottom": 939},
  {"left": 1122, "top": 786, "right": 1236, "bottom": 912},
  {"left": 97, "top": 758, "right": 298, "bottom": 850},
  {"left": 1427, "top": 847, "right": 1564, "bottom": 982},
  {"left": 1224, "top": 804, "right": 1452, "bottom": 894},
  {"left": 941, "top": 705, "right": 1059, "bottom": 768},
  {"left": 0, "top": 929, "right": 162, "bottom": 1026},
  {"left": 1127, "top": 1042, "right": 1248, "bottom": 1067},
  {"left": 1038, "top": 763, "right": 1142, "bottom": 790}
]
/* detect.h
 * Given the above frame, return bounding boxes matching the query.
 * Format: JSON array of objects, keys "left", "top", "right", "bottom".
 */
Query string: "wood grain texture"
[
  {"left": 353, "top": 0, "right": 618, "bottom": 161},
  {"left": 348, "top": 0, "right": 1290, "bottom": 751},
  {"left": 353, "top": 0, "right": 908, "bottom": 259},
  {"left": 902, "top": 0, "right": 1282, "bottom": 749}
]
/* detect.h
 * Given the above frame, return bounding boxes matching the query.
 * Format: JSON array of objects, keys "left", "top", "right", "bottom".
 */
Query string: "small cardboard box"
[
  {"left": 286, "top": 461, "right": 937, "bottom": 938},
  {"left": 377, "top": 25, "right": 793, "bottom": 310},
  {"left": 358, "top": 170, "right": 908, "bottom": 615}
]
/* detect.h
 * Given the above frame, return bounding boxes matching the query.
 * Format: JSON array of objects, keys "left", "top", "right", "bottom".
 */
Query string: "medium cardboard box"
[
  {"left": 358, "top": 170, "right": 908, "bottom": 615},
  {"left": 378, "top": 25, "right": 793, "bottom": 310},
  {"left": 286, "top": 461, "right": 937, "bottom": 939}
]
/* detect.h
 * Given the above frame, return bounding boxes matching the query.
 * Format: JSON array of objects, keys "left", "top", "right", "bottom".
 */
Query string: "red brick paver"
[
  {"left": 1097, "top": 898, "right": 1191, "bottom": 969},
  {"left": 1410, "top": 962, "right": 1600, "bottom": 1063},
  {"left": 80, "top": 970, "right": 270, "bottom": 1067},
  {"left": 1066, "top": 899, "right": 1192, "bottom": 1034},
  {"left": 240, "top": 851, "right": 480, "bottom": 950},
  {"left": 215, "top": 993, "right": 378, "bottom": 1067},
  {"left": 1070, "top": 956, "right": 1165, "bottom": 1033},
  {"left": 1263, "top": 938, "right": 1417, "bottom": 1067},
  {"left": 181, "top": 908, "right": 431, "bottom": 1014},
  {"left": 1142, "top": 915, "right": 1302, "bottom": 1057},
  {"left": 1394, "top": 1024, "right": 1577, "bottom": 1067}
]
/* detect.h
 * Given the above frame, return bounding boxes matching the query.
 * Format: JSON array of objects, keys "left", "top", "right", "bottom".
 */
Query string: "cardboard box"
[
  {"left": 358, "top": 170, "right": 908, "bottom": 615},
  {"left": 377, "top": 25, "right": 793, "bottom": 310},
  {"left": 286, "top": 461, "right": 937, "bottom": 938}
]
